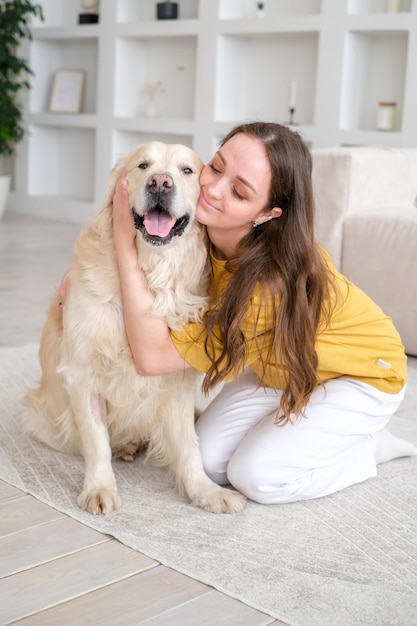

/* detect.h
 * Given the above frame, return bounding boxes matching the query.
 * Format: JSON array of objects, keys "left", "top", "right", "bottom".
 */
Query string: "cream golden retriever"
[{"left": 23, "top": 141, "right": 246, "bottom": 515}]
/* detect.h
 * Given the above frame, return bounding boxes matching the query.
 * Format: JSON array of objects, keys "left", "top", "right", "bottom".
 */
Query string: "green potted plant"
[{"left": 0, "top": 0, "right": 43, "bottom": 218}]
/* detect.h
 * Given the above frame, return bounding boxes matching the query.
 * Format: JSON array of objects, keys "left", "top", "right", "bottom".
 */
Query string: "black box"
[
  {"left": 78, "top": 13, "right": 99, "bottom": 24},
  {"left": 156, "top": 2, "right": 178, "bottom": 19}
]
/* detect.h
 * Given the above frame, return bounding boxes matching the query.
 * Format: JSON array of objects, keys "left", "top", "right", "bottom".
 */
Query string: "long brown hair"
[{"left": 202, "top": 122, "right": 336, "bottom": 424}]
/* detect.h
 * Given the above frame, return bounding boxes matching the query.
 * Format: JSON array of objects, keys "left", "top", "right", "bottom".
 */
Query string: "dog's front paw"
[
  {"left": 77, "top": 487, "right": 121, "bottom": 515},
  {"left": 192, "top": 485, "right": 247, "bottom": 514}
]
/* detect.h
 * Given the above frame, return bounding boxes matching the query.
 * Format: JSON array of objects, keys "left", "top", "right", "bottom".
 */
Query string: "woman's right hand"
[
  {"left": 111, "top": 172, "right": 190, "bottom": 376},
  {"left": 112, "top": 171, "right": 137, "bottom": 259}
]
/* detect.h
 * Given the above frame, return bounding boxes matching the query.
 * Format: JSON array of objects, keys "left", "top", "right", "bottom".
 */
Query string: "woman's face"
[{"left": 196, "top": 133, "right": 274, "bottom": 238}]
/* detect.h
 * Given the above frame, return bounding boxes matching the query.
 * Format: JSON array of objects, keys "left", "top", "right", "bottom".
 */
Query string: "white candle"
[{"left": 289, "top": 79, "right": 297, "bottom": 109}]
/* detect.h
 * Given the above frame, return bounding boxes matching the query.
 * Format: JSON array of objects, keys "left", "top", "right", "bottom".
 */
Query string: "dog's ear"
[{"left": 104, "top": 151, "right": 133, "bottom": 207}]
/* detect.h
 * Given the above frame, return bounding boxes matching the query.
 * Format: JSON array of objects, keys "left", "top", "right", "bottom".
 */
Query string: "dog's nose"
[{"left": 147, "top": 173, "right": 174, "bottom": 193}]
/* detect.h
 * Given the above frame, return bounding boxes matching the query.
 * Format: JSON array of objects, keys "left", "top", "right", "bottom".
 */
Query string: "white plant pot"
[{"left": 0, "top": 175, "right": 11, "bottom": 219}]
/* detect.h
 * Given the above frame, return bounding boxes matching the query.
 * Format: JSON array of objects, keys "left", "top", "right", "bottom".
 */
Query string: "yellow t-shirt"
[{"left": 171, "top": 246, "right": 407, "bottom": 394}]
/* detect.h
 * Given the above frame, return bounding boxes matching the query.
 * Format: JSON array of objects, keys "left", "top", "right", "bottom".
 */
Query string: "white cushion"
[
  {"left": 312, "top": 147, "right": 417, "bottom": 270},
  {"left": 342, "top": 210, "right": 417, "bottom": 356}
]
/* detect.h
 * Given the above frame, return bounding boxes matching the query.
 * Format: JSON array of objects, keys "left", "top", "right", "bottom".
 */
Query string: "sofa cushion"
[
  {"left": 342, "top": 210, "right": 417, "bottom": 356},
  {"left": 312, "top": 147, "right": 417, "bottom": 270}
]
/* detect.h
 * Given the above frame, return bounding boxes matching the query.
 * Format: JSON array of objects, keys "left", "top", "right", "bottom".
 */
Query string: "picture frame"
[{"left": 49, "top": 70, "right": 86, "bottom": 113}]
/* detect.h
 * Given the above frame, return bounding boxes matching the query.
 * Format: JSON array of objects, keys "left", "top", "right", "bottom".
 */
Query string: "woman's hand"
[
  {"left": 111, "top": 171, "right": 190, "bottom": 376},
  {"left": 112, "top": 171, "right": 137, "bottom": 261}
]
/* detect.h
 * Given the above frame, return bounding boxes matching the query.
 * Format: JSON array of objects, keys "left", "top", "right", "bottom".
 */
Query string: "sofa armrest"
[
  {"left": 342, "top": 210, "right": 417, "bottom": 356},
  {"left": 311, "top": 147, "right": 417, "bottom": 270}
]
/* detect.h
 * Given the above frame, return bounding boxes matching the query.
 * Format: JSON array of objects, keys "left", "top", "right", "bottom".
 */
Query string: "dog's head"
[{"left": 107, "top": 141, "right": 203, "bottom": 247}]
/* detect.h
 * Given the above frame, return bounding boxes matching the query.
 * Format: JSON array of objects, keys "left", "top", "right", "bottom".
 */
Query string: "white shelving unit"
[{"left": 8, "top": 0, "right": 417, "bottom": 223}]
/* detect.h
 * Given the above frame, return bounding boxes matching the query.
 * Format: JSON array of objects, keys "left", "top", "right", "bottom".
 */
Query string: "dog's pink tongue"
[{"left": 144, "top": 213, "right": 176, "bottom": 237}]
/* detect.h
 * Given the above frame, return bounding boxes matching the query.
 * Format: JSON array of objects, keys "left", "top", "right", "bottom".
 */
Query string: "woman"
[{"left": 100, "top": 122, "right": 416, "bottom": 504}]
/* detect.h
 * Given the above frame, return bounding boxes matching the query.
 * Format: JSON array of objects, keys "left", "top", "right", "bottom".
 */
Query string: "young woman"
[{"left": 107, "top": 122, "right": 416, "bottom": 504}]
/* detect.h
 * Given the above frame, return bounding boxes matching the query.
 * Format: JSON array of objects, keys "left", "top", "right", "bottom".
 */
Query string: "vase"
[
  {"left": 145, "top": 103, "right": 158, "bottom": 118},
  {"left": 0, "top": 175, "right": 11, "bottom": 220}
]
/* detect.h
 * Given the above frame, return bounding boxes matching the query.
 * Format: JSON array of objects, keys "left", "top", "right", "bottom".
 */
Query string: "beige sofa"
[{"left": 311, "top": 147, "right": 417, "bottom": 356}]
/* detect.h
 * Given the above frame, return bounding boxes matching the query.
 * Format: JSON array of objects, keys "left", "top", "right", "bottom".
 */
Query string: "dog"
[{"left": 23, "top": 141, "right": 246, "bottom": 515}]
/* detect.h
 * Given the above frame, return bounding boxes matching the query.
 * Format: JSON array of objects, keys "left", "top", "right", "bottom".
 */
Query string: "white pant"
[{"left": 196, "top": 370, "right": 407, "bottom": 504}]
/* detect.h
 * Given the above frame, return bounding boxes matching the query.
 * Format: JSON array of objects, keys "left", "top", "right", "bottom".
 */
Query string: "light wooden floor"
[{"left": 0, "top": 213, "right": 283, "bottom": 625}]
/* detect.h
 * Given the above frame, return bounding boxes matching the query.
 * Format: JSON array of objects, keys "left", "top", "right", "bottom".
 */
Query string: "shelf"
[
  {"left": 29, "top": 37, "right": 98, "bottom": 115},
  {"left": 213, "top": 122, "right": 315, "bottom": 147},
  {"left": 215, "top": 32, "right": 319, "bottom": 125},
  {"left": 114, "top": 35, "right": 196, "bottom": 120},
  {"left": 347, "top": 0, "right": 412, "bottom": 15},
  {"left": 28, "top": 113, "right": 98, "bottom": 128},
  {"left": 116, "top": 0, "right": 200, "bottom": 22},
  {"left": 112, "top": 118, "right": 197, "bottom": 156},
  {"left": 345, "top": 13, "right": 412, "bottom": 29},
  {"left": 218, "top": 16, "right": 321, "bottom": 34},
  {"left": 219, "top": 0, "right": 322, "bottom": 20},
  {"left": 114, "top": 117, "right": 195, "bottom": 134},
  {"left": 27, "top": 125, "right": 96, "bottom": 202},
  {"left": 116, "top": 21, "right": 200, "bottom": 36},
  {"left": 338, "top": 129, "right": 405, "bottom": 146},
  {"left": 32, "top": 0, "right": 98, "bottom": 28},
  {"left": 112, "top": 130, "right": 195, "bottom": 163},
  {"left": 9, "top": 0, "right": 417, "bottom": 223},
  {"left": 339, "top": 30, "right": 408, "bottom": 132}
]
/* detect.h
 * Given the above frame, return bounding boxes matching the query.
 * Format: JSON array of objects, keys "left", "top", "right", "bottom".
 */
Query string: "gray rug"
[{"left": 1, "top": 344, "right": 417, "bottom": 626}]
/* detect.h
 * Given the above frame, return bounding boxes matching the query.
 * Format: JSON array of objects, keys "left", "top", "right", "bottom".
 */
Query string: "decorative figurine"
[{"left": 144, "top": 81, "right": 166, "bottom": 118}]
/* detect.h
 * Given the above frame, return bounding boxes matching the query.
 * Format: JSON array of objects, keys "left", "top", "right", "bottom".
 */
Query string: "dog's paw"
[
  {"left": 192, "top": 485, "right": 246, "bottom": 514},
  {"left": 77, "top": 487, "right": 121, "bottom": 515}
]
